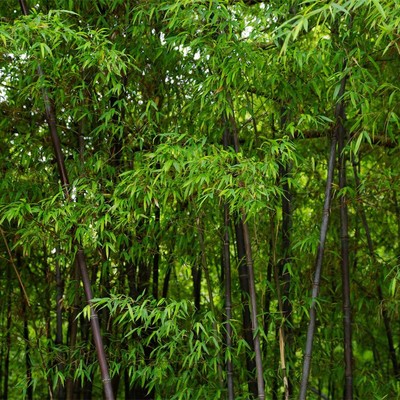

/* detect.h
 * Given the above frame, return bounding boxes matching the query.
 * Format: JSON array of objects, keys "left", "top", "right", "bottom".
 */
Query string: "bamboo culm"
[
  {"left": 337, "top": 74, "right": 353, "bottom": 400},
  {"left": 299, "top": 133, "right": 337, "bottom": 400},
  {"left": 353, "top": 163, "right": 399, "bottom": 379},
  {"left": 226, "top": 94, "right": 265, "bottom": 399},
  {"left": 223, "top": 204, "right": 235, "bottom": 400},
  {"left": 224, "top": 119, "right": 257, "bottom": 396},
  {"left": 18, "top": 1, "right": 114, "bottom": 398}
]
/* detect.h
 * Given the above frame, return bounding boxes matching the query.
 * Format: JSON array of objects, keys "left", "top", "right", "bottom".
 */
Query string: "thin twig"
[{"left": 0, "top": 227, "right": 30, "bottom": 307}]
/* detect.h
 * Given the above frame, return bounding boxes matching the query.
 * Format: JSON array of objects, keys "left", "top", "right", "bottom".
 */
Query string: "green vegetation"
[{"left": 0, "top": 1, "right": 399, "bottom": 399}]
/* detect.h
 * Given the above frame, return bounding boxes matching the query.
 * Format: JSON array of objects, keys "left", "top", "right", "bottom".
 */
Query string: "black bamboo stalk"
[
  {"left": 18, "top": 2, "right": 114, "bottom": 398},
  {"left": 278, "top": 109, "right": 293, "bottom": 326},
  {"left": 197, "top": 217, "right": 224, "bottom": 384},
  {"left": 55, "top": 252, "right": 63, "bottom": 346},
  {"left": 263, "top": 212, "right": 276, "bottom": 341},
  {"left": 223, "top": 204, "right": 235, "bottom": 400},
  {"left": 271, "top": 327, "right": 279, "bottom": 400},
  {"left": 152, "top": 205, "right": 160, "bottom": 300},
  {"left": 279, "top": 163, "right": 292, "bottom": 321},
  {"left": 273, "top": 255, "right": 290, "bottom": 400},
  {"left": 76, "top": 250, "right": 114, "bottom": 398},
  {"left": 197, "top": 217, "right": 218, "bottom": 317},
  {"left": 353, "top": 163, "right": 399, "bottom": 379},
  {"left": 66, "top": 263, "right": 80, "bottom": 400},
  {"left": 162, "top": 231, "right": 176, "bottom": 298},
  {"left": 278, "top": 140, "right": 293, "bottom": 398},
  {"left": 234, "top": 221, "right": 258, "bottom": 396},
  {"left": 337, "top": 84, "right": 353, "bottom": 399},
  {"left": 226, "top": 94, "right": 265, "bottom": 398},
  {"left": 3, "top": 266, "right": 11, "bottom": 400},
  {"left": 392, "top": 191, "right": 400, "bottom": 262},
  {"left": 22, "top": 294, "right": 33, "bottom": 400},
  {"left": 192, "top": 262, "right": 202, "bottom": 311},
  {"left": 241, "top": 217, "right": 265, "bottom": 399},
  {"left": 299, "top": 133, "right": 337, "bottom": 400},
  {"left": 222, "top": 128, "right": 235, "bottom": 399},
  {"left": 162, "top": 264, "right": 172, "bottom": 298}
]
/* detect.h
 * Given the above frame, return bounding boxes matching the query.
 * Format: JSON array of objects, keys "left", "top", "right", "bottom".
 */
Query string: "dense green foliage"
[{"left": 0, "top": 1, "right": 399, "bottom": 399}]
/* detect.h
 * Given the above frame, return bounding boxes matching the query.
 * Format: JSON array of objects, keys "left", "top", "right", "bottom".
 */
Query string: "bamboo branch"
[{"left": 0, "top": 227, "right": 30, "bottom": 306}]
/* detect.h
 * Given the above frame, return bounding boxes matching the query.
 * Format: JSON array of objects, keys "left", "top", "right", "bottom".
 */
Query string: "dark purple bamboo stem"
[
  {"left": 66, "top": 264, "right": 80, "bottom": 400},
  {"left": 226, "top": 94, "right": 264, "bottom": 398},
  {"left": 55, "top": 254, "right": 63, "bottom": 346},
  {"left": 223, "top": 205, "right": 235, "bottom": 400},
  {"left": 353, "top": 164, "right": 399, "bottom": 379},
  {"left": 234, "top": 221, "right": 257, "bottom": 395},
  {"left": 299, "top": 133, "right": 337, "bottom": 400},
  {"left": 152, "top": 206, "right": 160, "bottom": 300},
  {"left": 337, "top": 82, "right": 353, "bottom": 400},
  {"left": 3, "top": 267, "right": 12, "bottom": 400},
  {"left": 18, "top": 2, "right": 114, "bottom": 398},
  {"left": 222, "top": 128, "right": 235, "bottom": 399},
  {"left": 241, "top": 218, "right": 265, "bottom": 400},
  {"left": 272, "top": 252, "right": 290, "bottom": 400}
]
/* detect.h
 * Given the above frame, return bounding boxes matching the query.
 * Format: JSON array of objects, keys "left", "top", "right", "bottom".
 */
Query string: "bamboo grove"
[{"left": 0, "top": 1, "right": 399, "bottom": 399}]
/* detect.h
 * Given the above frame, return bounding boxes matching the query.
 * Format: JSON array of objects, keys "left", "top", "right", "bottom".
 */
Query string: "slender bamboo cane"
[
  {"left": 55, "top": 252, "right": 63, "bottom": 347},
  {"left": 18, "top": 2, "right": 114, "bottom": 398},
  {"left": 241, "top": 219, "right": 265, "bottom": 399},
  {"left": 3, "top": 265, "right": 11, "bottom": 400},
  {"left": 0, "top": 228, "right": 29, "bottom": 305},
  {"left": 152, "top": 205, "right": 160, "bottom": 300},
  {"left": 299, "top": 133, "right": 337, "bottom": 400},
  {"left": 226, "top": 93, "right": 265, "bottom": 398},
  {"left": 224, "top": 126, "right": 258, "bottom": 397},
  {"left": 353, "top": 163, "right": 399, "bottom": 379},
  {"left": 66, "top": 263, "right": 80, "bottom": 400},
  {"left": 337, "top": 86, "right": 353, "bottom": 400},
  {"left": 192, "top": 262, "right": 202, "bottom": 311},
  {"left": 278, "top": 131, "right": 292, "bottom": 398},
  {"left": 16, "top": 252, "right": 33, "bottom": 400},
  {"left": 197, "top": 216, "right": 224, "bottom": 385},
  {"left": 273, "top": 256, "right": 290, "bottom": 400},
  {"left": 234, "top": 221, "right": 258, "bottom": 396},
  {"left": 223, "top": 204, "right": 235, "bottom": 400},
  {"left": 55, "top": 247, "right": 65, "bottom": 399},
  {"left": 22, "top": 293, "right": 33, "bottom": 400}
]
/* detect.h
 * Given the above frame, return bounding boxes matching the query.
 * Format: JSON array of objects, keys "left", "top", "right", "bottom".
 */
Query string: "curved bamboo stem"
[{"left": 18, "top": 2, "right": 114, "bottom": 398}]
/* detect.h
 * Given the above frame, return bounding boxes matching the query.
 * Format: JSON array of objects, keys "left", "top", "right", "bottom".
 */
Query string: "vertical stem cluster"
[{"left": 300, "top": 36, "right": 353, "bottom": 398}]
